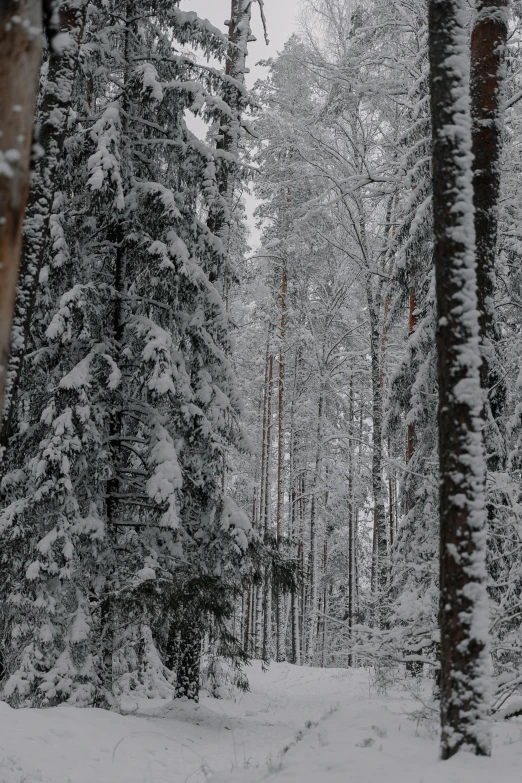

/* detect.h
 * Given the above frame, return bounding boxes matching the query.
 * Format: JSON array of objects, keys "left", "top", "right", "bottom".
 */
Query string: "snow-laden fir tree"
[{"left": 0, "top": 0, "right": 254, "bottom": 707}]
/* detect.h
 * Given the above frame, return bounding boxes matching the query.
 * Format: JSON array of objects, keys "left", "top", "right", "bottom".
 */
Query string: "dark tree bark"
[
  {"left": 289, "top": 346, "right": 301, "bottom": 665},
  {"left": 175, "top": 620, "right": 203, "bottom": 702},
  {"left": 262, "top": 332, "right": 274, "bottom": 663},
  {"left": 207, "top": 0, "right": 253, "bottom": 250},
  {"left": 165, "top": 623, "right": 180, "bottom": 673},
  {"left": 405, "top": 289, "right": 422, "bottom": 679},
  {"left": 252, "top": 332, "right": 270, "bottom": 660},
  {"left": 471, "top": 1, "right": 509, "bottom": 457},
  {"left": 0, "top": 1, "right": 42, "bottom": 416},
  {"left": 244, "top": 587, "right": 252, "bottom": 655},
  {"left": 406, "top": 287, "right": 417, "bottom": 465},
  {"left": 346, "top": 372, "right": 359, "bottom": 667},
  {"left": 470, "top": 1, "right": 509, "bottom": 477},
  {"left": 305, "top": 387, "right": 324, "bottom": 663},
  {"left": 366, "top": 274, "right": 387, "bottom": 606},
  {"left": 275, "top": 265, "right": 287, "bottom": 662},
  {"left": 428, "top": 0, "right": 492, "bottom": 759}
]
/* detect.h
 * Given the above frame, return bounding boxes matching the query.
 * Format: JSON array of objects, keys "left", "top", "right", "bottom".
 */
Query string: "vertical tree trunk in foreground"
[
  {"left": 470, "top": 0, "right": 509, "bottom": 466},
  {"left": 0, "top": 1, "right": 42, "bottom": 416},
  {"left": 428, "top": 0, "right": 492, "bottom": 759}
]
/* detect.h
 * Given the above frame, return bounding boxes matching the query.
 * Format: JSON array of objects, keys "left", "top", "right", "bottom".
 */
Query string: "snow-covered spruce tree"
[
  {"left": 1, "top": 0, "right": 88, "bottom": 454},
  {"left": 0, "top": 0, "right": 253, "bottom": 707},
  {"left": 428, "top": 0, "right": 491, "bottom": 758},
  {"left": 0, "top": 0, "right": 43, "bottom": 412}
]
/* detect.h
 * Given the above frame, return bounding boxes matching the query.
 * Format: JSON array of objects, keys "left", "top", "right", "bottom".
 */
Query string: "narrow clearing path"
[{"left": 0, "top": 663, "right": 520, "bottom": 782}]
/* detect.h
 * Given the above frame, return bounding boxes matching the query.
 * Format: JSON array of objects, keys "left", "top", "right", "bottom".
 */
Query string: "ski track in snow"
[{"left": 0, "top": 662, "right": 520, "bottom": 782}]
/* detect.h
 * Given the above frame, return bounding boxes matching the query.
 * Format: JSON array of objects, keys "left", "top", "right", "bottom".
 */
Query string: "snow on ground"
[{"left": 0, "top": 663, "right": 521, "bottom": 783}]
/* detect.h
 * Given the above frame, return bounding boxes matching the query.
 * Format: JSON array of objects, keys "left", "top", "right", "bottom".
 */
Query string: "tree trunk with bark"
[
  {"left": 305, "top": 389, "right": 323, "bottom": 664},
  {"left": 366, "top": 273, "right": 387, "bottom": 611},
  {"left": 254, "top": 335, "right": 271, "bottom": 660},
  {"left": 470, "top": 0, "right": 509, "bottom": 467},
  {"left": 262, "top": 330, "right": 274, "bottom": 662},
  {"left": 347, "top": 374, "right": 356, "bottom": 665},
  {"left": 208, "top": 0, "right": 254, "bottom": 254},
  {"left": 428, "top": 0, "right": 492, "bottom": 759},
  {"left": 406, "top": 287, "right": 418, "bottom": 464},
  {"left": 288, "top": 347, "right": 300, "bottom": 665},
  {"left": 275, "top": 266, "right": 287, "bottom": 662},
  {"left": 175, "top": 619, "right": 203, "bottom": 702}
]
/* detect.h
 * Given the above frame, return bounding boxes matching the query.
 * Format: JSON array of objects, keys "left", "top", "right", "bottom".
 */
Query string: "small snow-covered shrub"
[
  {"left": 113, "top": 624, "right": 174, "bottom": 711},
  {"left": 200, "top": 653, "right": 249, "bottom": 700},
  {"left": 370, "top": 662, "right": 399, "bottom": 697}
]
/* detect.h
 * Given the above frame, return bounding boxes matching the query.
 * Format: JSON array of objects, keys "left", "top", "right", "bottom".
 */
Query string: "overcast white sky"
[
  {"left": 179, "top": 1, "right": 302, "bottom": 246},
  {"left": 180, "top": 1, "right": 301, "bottom": 84}
]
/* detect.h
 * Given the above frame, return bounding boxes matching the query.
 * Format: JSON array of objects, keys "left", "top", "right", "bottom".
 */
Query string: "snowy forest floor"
[{"left": 0, "top": 663, "right": 520, "bottom": 783}]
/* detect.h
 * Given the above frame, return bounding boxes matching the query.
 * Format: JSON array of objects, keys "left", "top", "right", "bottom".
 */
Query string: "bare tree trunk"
[
  {"left": 321, "top": 536, "right": 328, "bottom": 667},
  {"left": 288, "top": 347, "right": 301, "bottom": 665},
  {"left": 406, "top": 287, "right": 418, "bottom": 464},
  {"left": 347, "top": 373, "right": 355, "bottom": 666},
  {"left": 253, "top": 331, "right": 271, "bottom": 659},
  {"left": 259, "top": 336, "right": 270, "bottom": 536},
  {"left": 254, "top": 583, "right": 263, "bottom": 659},
  {"left": 404, "top": 285, "right": 423, "bottom": 676},
  {"left": 388, "top": 438, "right": 394, "bottom": 548},
  {"left": 1, "top": 0, "right": 87, "bottom": 448},
  {"left": 175, "top": 616, "right": 203, "bottom": 702},
  {"left": 262, "top": 338, "right": 274, "bottom": 662},
  {"left": 299, "top": 473, "right": 307, "bottom": 660},
  {"left": 262, "top": 569, "right": 272, "bottom": 663},
  {"left": 470, "top": 0, "right": 509, "bottom": 467},
  {"left": 306, "top": 389, "right": 323, "bottom": 664},
  {"left": 366, "top": 274, "right": 387, "bottom": 613},
  {"left": 264, "top": 350, "right": 274, "bottom": 532},
  {"left": 275, "top": 266, "right": 287, "bottom": 662},
  {"left": 291, "top": 581, "right": 301, "bottom": 665},
  {"left": 355, "top": 389, "right": 363, "bottom": 629},
  {"left": 244, "top": 586, "right": 252, "bottom": 654},
  {"left": 0, "top": 0, "right": 42, "bottom": 416},
  {"left": 428, "top": 0, "right": 491, "bottom": 759},
  {"left": 208, "top": 0, "right": 254, "bottom": 258}
]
